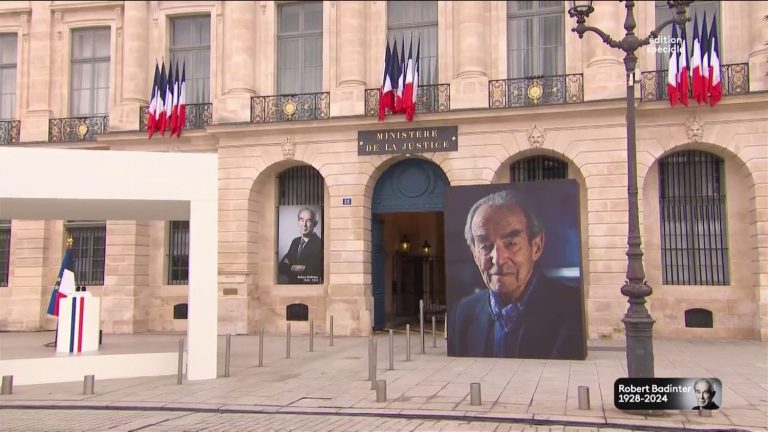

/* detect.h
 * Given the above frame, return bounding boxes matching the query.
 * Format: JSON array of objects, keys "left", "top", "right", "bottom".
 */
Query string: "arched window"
[
  {"left": 510, "top": 155, "right": 567, "bottom": 183},
  {"left": 659, "top": 150, "right": 729, "bottom": 285},
  {"left": 277, "top": 166, "right": 324, "bottom": 284}
]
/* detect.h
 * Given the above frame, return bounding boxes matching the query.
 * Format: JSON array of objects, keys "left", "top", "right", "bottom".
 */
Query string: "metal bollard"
[
  {"left": 83, "top": 374, "right": 95, "bottom": 395},
  {"left": 432, "top": 316, "right": 437, "bottom": 348},
  {"left": 258, "top": 327, "right": 264, "bottom": 367},
  {"left": 370, "top": 339, "right": 378, "bottom": 390},
  {"left": 309, "top": 320, "right": 314, "bottom": 352},
  {"left": 419, "top": 300, "right": 425, "bottom": 354},
  {"left": 406, "top": 324, "right": 411, "bottom": 361},
  {"left": 286, "top": 323, "right": 291, "bottom": 359},
  {"left": 177, "top": 337, "right": 184, "bottom": 385},
  {"left": 376, "top": 380, "right": 387, "bottom": 402},
  {"left": 330, "top": 315, "right": 334, "bottom": 346},
  {"left": 444, "top": 313, "right": 448, "bottom": 339},
  {"left": 577, "top": 386, "right": 590, "bottom": 410},
  {"left": 470, "top": 382, "right": 482, "bottom": 405},
  {"left": 1, "top": 375, "right": 13, "bottom": 395},
  {"left": 224, "top": 334, "right": 231, "bottom": 377},
  {"left": 388, "top": 329, "right": 394, "bottom": 370}
]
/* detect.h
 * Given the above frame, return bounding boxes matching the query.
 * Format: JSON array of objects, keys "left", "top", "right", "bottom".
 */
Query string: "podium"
[{"left": 57, "top": 295, "right": 101, "bottom": 353}]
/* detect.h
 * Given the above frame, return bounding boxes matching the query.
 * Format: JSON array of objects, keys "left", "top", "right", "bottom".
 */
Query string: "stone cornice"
[{"left": 49, "top": 1, "right": 124, "bottom": 12}]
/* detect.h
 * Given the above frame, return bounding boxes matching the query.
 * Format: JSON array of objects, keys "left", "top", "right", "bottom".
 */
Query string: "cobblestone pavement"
[{"left": 0, "top": 409, "right": 653, "bottom": 432}]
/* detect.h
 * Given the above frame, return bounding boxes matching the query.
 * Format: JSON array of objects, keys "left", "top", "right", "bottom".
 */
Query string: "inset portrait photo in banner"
[
  {"left": 277, "top": 205, "right": 323, "bottom": 284},
  {"left": 445, "top": 180, "right": 586, "bottom": 360}
]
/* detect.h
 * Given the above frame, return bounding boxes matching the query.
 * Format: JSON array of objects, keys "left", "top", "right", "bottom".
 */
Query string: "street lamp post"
[{"left": 568, "top": 1, "right": 691, "bottom": 378}]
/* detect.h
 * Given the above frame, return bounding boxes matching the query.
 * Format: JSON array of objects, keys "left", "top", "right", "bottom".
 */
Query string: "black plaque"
[{"left": 358, "top": 126, "right": 458, "bottom": 156}]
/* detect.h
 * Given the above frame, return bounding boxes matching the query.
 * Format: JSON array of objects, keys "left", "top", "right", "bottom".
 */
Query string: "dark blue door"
[
  {"left": 372, "top": 217, "right": 385, "bottom": 330},
  {"left": 371, "top": 159, "right": 449, "bottom": 330}
]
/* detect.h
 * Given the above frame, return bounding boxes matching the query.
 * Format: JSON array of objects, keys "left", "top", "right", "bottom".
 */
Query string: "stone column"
[
  {"left": 332, "top": 1, "right": 366, "bottom": 116},
  {"left": 451, "top": 2, "right": 489, "bottom": 109},
  {"left": 20, "top": 2, "right": 52, "bottom": 142},
  {"left": 748, "top": 1, "right": 768, "bottom": 91},
  {"left": 218, "top": 1, "right": 257, "bottom": 123},
  {"left": 325, "top": 183, "right": 371, "bottom": 336},
  {"left": 582, "top": 2, "right": 626, "bottom": 101},
  {"left": 110, "top": 1, "right": 149, "bottom": 131},
  {"left": 4, "top": 221, "right": 54, "bottom": 331},
  {"left": 103, "top": 221, "right": 150, "bottom": 333}
]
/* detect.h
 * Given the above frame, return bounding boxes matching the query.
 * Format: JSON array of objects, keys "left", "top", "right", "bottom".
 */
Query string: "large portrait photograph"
[
  {"left": 445, "top": 180, "right": 586, "bottom": 360},
  {"left": 277, "top": 205, "right": 324, "bottom": 284}
]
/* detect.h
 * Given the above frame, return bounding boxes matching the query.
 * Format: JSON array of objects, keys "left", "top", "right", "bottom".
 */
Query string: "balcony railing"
[
  {"left": 489, "top": 74, "right": 584, "bottom": 109},
  {"left": 251, "top": 93, "right": 330, "bottom": 123},
  {"left": 0, "top": 120, "right": 20, "bottom": 145},
  {"left": 365, "top": 84, "right": 451, "bottom": 117},
  {"left": 48, "top": 116, "right": 109, "bottom": 142},
  {"left": 139, "top": 103, "right": 213, "bottom": 132},
  {"left": 640, "top": 63, "right": 749, "bottom": 102}
]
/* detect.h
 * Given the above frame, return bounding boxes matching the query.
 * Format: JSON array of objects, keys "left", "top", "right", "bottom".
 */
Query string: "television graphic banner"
[
  {"left": 445, "top": 180, "right": 586, "bottom": 360},
  {"left": 277, "top": 205, "right": 323, "bottom": 284},
  {"left": 615, "top": 378, "right": 723, "bottom": 410}
]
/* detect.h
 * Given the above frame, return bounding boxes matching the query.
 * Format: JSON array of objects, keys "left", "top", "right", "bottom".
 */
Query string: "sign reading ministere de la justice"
[{"left": 358, "top": 125, "right": 458, "bottom": 156}]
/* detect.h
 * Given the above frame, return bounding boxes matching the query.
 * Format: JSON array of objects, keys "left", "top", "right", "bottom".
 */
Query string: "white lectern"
[{"left": 57, "top": 295, "right": 101, "bottom": 353}]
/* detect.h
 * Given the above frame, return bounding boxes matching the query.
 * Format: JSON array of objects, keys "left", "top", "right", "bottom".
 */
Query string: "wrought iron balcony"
[
  {"left": 364, "top": 84, "right": 451, "bottom": 117},
  {"left": 0, "top": 120, "right": 20, "bottom": 145},
  {"left": 640, "top": 63, "right": 749, "bottom": 103},
  {"left": 139, "top": 103, "right": 213, "bottom": 132},
  {"left": 489, "top": 74, "right": 584, "bottom": 109},
  {"left": 48, "top": 116, "right": 109, "bottom": 142},
  {"left": 251, "top": 92, "right": 330, "bottom": 123}
]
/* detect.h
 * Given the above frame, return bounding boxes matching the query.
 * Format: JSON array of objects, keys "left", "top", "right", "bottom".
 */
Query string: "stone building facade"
[{"left": 0, "top": 1, "right": 766, "bottom": 341}]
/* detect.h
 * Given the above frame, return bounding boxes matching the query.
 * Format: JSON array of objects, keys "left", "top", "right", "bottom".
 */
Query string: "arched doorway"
[{"left": 371, "top": 158, "right": 449, "bottom": 330}]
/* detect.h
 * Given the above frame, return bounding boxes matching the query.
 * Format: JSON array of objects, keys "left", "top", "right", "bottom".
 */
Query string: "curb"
[{"left": 0, "top": 401, "right": 755, "bottom": 432}]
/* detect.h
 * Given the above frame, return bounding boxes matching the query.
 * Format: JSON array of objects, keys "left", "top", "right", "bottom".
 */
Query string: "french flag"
[
  {"left": 689, "top": 14, "right": 704, "bottom": 104},
  {"left": 395, "top": 39, "right": 406, "bottom": 113},
  {"left": 378, "top": 41, "right": 392, "bottom": 121},
  {"left": 677, "top": 23, "right": 689, "bottom": 107},
  {"left": 666, "top": 24, "right": 680, "bottom": 107},
  {"left": 708, "top": 14, "right": 722, "bottom": 107},
  {"left": 405, "top": 38, "right": 420, "bottom": 122}
]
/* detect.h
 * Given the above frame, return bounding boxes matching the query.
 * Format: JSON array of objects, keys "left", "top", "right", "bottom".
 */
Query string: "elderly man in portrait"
[
  {"left": 278, "top": 207, "right": 323, "bottom": 284},
  {"left": 448, "top": 189, "right": 586, "bottom": 359},
  {"left": 692, "top": 378, "right": 719, "bottom": 410}
]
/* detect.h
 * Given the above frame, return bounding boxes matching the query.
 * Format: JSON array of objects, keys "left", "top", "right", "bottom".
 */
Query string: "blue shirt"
[{"left": 487, "top": 273, "right": 538, "bottom": 357}]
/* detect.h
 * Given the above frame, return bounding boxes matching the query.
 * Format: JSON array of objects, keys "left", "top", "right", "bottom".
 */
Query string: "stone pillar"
[
  {"left": 110, "top": 1, "right": 149, "bottom": 131},
  {"left": 103, "top": 221, "right": 150, "bottom": 333},
  {"left": 218, "top": 1, "right": 257, "bottom": 123},
  {"left": 331, "top": 1, "right": 366, "bottom": 116},
  {"left": 582, "top": 2, "right": 626, "bottom": 101},
  {"left": 20, "top": 2, "right": 52, "bottom": 142},
  {"left": 1, "top": 220, "right": 60, "bottom": 331},
  {"left": 748, "top": 2, "right": 768, "bottom": 92},
  {"left": 451, "top": 2, "right": 489, "bottom": 109},
  {"left": 326, "top": 185, "right": 371, "bottom": 336}
]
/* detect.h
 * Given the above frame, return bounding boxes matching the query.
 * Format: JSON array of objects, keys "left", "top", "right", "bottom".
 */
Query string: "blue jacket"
[{"left": 448, "top": 274, "right": 586, "bottom": 360}]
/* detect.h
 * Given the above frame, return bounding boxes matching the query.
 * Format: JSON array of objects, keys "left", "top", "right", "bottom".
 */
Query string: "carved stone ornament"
[
  {"left": 685, "top": 115, "right": 704, "bottom": 143},
  {"left": 282, "top": 136, "right": 296, "bottom": 160},
  {"left": 527, "top": 124, "right": 545, "bottom": 148}
]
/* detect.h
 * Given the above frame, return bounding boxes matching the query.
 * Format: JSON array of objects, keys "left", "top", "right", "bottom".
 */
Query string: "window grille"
[
  {"left": 0, "top": 219, "right": 10, "bottom": 287},
  {"left": 0, "top": 34, "right": 17, "bottom": 120},
  {"left": 278, "top": 2, "right": 323, "bottom": 94},
  {"left": 507, "top": 1, "right": 564, "bottom": 79},
  {"left": 659, "top": 150, "right": 729, "bottom": 285},
  {"left": 168, "top": 221, "right": 189, "bottom": 285},
  {"left": 510, "top": 156, "right": 568, "bottom": 182},
  {"left": 171, "top": 15, "right": 211, "bottom": 104},
  {"left": 65, "top": 222, "right": 106, "bottom": 286},
  {"left": 70, "top": 28, "right": 110, "bottom": 116},
  {"left": 278, "top": 166, "right": 324, "bottom": 206},
  {"left": 388, "top": 1, "right": 438, "bottom": 85}
]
